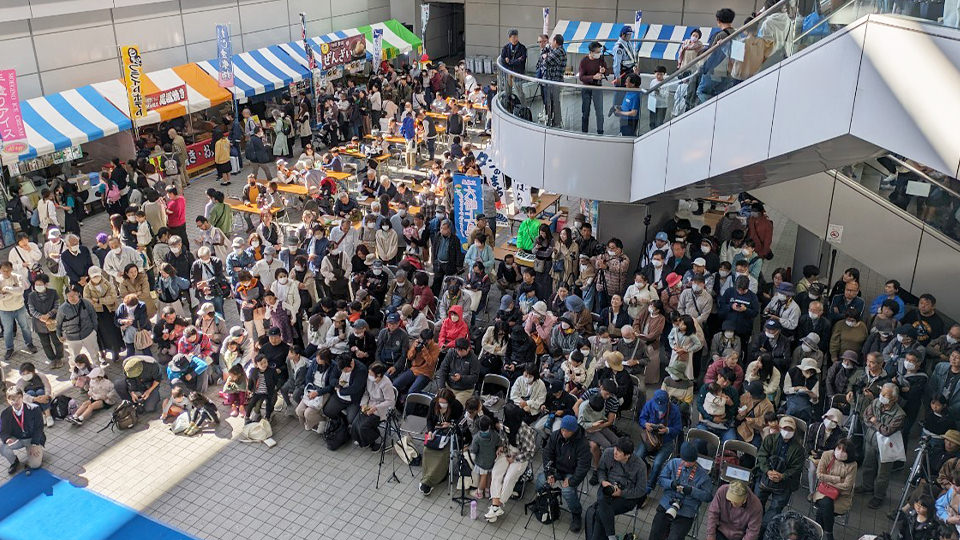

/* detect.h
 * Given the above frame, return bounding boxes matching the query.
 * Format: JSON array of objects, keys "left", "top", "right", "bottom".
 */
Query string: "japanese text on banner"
[
  {"left": 0, "top": 69, "right": 28, "bottom": 161},
  {"left": 216, "top": 24, "right": 234, "bottom": 88},
  {"left": 372, "top": 29, "right": 383, "bottom": 73},
  {"left": 453, "top": 173, "right": 483, "bottom": 249},
  {"left": 145, "top": 85, "right": 187, "bottom": 111},
  {"left": 120, "top": 45, "right": 145, "bottom": 119},
  {"left": 184, "top": 138, "right": 216, "bottom": 173}
]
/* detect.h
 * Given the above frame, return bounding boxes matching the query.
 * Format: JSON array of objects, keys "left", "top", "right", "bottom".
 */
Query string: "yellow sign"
[{"left": 120, "top": 45, "right": 145, "bottom": 119}]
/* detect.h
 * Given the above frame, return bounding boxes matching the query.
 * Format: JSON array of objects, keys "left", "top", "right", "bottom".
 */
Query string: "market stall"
[
  {"left": 197, "top": 44, "right": 311, "bottom": 102},
  {"left": 94, "top": 63, "right": 233, "bottom": 177}
]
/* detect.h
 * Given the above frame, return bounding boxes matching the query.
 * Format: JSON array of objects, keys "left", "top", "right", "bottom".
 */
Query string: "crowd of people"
[{"left": 2, "top": 53, "right": 960, "bottom": 540}]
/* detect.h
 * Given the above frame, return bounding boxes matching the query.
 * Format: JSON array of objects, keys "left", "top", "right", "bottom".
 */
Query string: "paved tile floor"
[{"left": 0, "top": 159, "right": 914, "bottom": 540}]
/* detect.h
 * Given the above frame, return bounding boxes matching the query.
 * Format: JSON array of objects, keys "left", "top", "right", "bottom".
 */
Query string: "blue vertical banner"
[
  {"left": 215, "top": 24, "right": 234, "bottom": 88},
  {"left": 372, "top": 28, "right": 384, "bottom": 73},
  {"left": 453, "top": 173, "right": 483, "bottom": 249},
  {"left": 543, "top": 8, "right": 550, "bottom": 35}
]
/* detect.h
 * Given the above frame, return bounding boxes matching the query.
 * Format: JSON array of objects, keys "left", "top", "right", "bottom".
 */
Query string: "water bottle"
[{"left": 470, "top": 500, "right": 478, "bottom": 520}]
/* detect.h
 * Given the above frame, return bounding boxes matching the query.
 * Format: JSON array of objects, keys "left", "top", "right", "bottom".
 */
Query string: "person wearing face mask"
[
  {"left": 755, "top": 416, "right": 805, "bottom": 527},
  {"left": 225, "top": 238, "right": 254, "bottom": 287},
  {"left": 713, "top": 261, "right": 734, "bottom": 298},
  {"left": 882, "top": 325, "right": 926, "bottom": 371},
  {"left": 731, "top": 238, "right": 762, "bottom": 279},
  {"left": 795, "top": 280, "right": 825, "bottom": 313},
  {"left": 829, "top": 307, "right": 868, "bottom": 365},
  {"left": 25, "top": 273, "right": 63, "bottom": 368},
  {"left": 812, "top": 438, "right": 858, "bottom": 540},
  {"left": 893, "top": 351, "right": 927, "bottom": 441},
  {"left": 624, "top": 271, "right": 658, "bottom": 320},
  {"left": 419, "top": 388, "right": 465, "bottom": 495},
  {"left": 636, "top": 389, "right": 683, "bottom": 495},
  {"left": 101, "top": 235, "right": 141, "bottom": 285},
  {"left": 748, "top": 319, "right": 791, "bottom": 373},
  {"left": 162, "top": 235, "right": 194, "bottom": 286},
  {"left": 927, "top": 324, "right": 960, "bottom": 367},
  {"left": 593, "top": 238, "right": 630, "bottom": 312},
  {"left": 697, "top": 239, "right": 721, "bottom": 274},
  {"left": 678, "top": 273, "right": 713, "bottom": 346},
  {"left": 710, "top": 320, "right": 743, "bottom": 364},
  {"left": 796, "top": 299, "right": 831, "bottom": 356},
  {"left": 163, "top": 186, "right": 189, "bottom": 252},
  {"left": 549, "top": 316, "right": 581, "bottom": 356},
  {"left": 350, "top": 362, "right": 397, "bottom": 450},
  {"left": 763, "top": 282, "right": 800, "bottom": 339},
  {"left": 578, "top": 41, "right": 608, "bottom": 135},
  {"left": 251, "top": 246, "right": 284, "bottom": 291},
  {"left": 746, "top": 202, "right": 773, "bottom": 260},
  {"left": 705, "top": 349, "right": 744, "bottom": 390},
  {"left": 805, "top": 408, "right": 847, "bottom": 492},
  {"left": 632, "top": 301, "right": 665, "bottom": 386},
  {"left": 14, "top": 363, "right": 54, "bottom": 429},
  {"left": 826, "top": 351, "right": 859, "bottom": 400},
  {"left": 859, "top": 382, "right": 906, "bottom": 508},
  {"left": 790, "top": 332, "right": 823, "bottom": 369},
  {"left": 510, "top": 363, "right": 547, "bottom": 422},
  {"left": 81, "top": 266, "right": 122, "bottom": 368},
  {"left": 0, "top": 386, "right": 46, "bottom": 474}
]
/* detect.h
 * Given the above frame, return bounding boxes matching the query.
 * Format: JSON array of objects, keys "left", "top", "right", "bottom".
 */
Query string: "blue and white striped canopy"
[
  {"left": 637, "top": 24, "right": 722, "bottom": 60},
  {"left": 552, "top": 20, "right": 720, "bottom": 59},
  {"left": 198, "top": 44, "right": 311, "bottom": 99},
  {"left": 14, "top": 85, "right": 131, "bottom": 162},
  {"left": 279, "top": 35, "right": 373, "bottom": 71}
]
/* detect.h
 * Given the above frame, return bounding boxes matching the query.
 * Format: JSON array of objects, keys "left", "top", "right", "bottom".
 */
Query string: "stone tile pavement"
[{"left": 0, "top": 162, "right": 913, "bottom": 540}]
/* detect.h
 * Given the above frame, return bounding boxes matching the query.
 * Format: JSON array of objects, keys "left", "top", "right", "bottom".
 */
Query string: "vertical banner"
[
  {"left": 312, "top": 68, "right": 324, "bottom": 117},
  {"left": 421, "top": 3, "right": 430, "bottom": 53},
  {"left": 120, "top": 45, "right": 145, "bottom": 120},
  {"left": 300, "top": 12, "right": 315, "bottom": 71},
  {"left": 453, "top": 173, "right": 483, "bottom": 249},
  {"left": 215, "top": 24, "right": 234, "bottom": 88},
  {"left": 0, "top": 69, "right": 29, "bottom": 164},
  {"left": 371, "top": 28, "right": 384, "bottom": 74},
  {"left": 543, "top": 8, "right": 550, "bottom": 35},
  {"left": 634, "top": 10, "right": 643, "bottom": 37}
]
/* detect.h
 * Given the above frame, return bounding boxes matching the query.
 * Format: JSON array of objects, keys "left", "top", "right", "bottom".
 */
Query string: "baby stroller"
[{"left": 313, "top": 121, "right": 338, "bottom": 150}]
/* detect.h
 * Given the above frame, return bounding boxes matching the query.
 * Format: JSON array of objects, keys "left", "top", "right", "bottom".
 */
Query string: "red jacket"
[
  {"left": 438, "top": 305, "right": 468, "bottom": 349},
  {"left": 747, "top": 214, "right": 773, "bottom": 258}
]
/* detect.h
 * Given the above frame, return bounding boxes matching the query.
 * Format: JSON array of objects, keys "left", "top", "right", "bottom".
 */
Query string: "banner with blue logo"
[
  {"left": 453, "top": 173, "right": 483, "bottom": 249},
  {"left": 215, "top": 24, "right": 234, "bottom": 88}
]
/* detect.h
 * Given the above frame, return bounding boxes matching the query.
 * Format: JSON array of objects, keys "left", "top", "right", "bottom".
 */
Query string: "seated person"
[
  {"left": 65, "top": 367, "right": 120, "bottom": 426},
  {"left": 576, "top": 380, "right": 620, "bottom": 486},
  {"left": 509, "top": 363, "right": 546, "bottom": 422},
  {"left": 350, "top": 362, "right": 397, "bottom": 449},
  {"left": 585, "top": 437, "right": 648, "bottom": 540}
]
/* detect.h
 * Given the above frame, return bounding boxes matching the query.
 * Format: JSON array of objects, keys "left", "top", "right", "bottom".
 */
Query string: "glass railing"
[
  {"left": 839, "top": 155, "right": 960, "bottom": 244},
  {"left": 496, "top": 0, "right": 949, "bottom": 137}
]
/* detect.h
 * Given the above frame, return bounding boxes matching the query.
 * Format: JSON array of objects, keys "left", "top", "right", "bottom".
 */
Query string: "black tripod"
[
  {"left": 376, "top": 410, "right": 412, "bottom": 489},
  {"left": 448, "top": 430, "right": 471, "bottom": 516},
  {"left": 890, "top": 434, "right": 937, "bottom": 537}
]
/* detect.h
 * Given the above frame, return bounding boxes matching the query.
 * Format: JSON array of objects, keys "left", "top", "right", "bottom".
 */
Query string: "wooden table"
[
  {"left": 254, "top": 179, "right": 309, "bottom": 196},
  {"left": 364, "top": 134, "right": 406, "bottom": 145},
  {"left": 425, "top": 111, "right": 450, "bottom": 121},
  {"left": 493, "top": 243, "right": 534, "bottom": 268},
  {"left": 321, "top": 170, "right": 352, "bottom": 181},
  {"left": 508, "top": 193, "right": 562, "bottom": 232},
  {"left": 358, "top": 196, "right": 421, "bottom": 215},
  {"left": 226, "top": 199, "right": 281, "bottom": 215},
  {"left": 457, "top": 100, "right": 489, "bottom": 111}
]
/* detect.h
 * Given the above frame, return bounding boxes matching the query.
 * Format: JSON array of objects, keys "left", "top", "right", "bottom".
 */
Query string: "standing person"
[
  {"left": 859, "top": 382, "right": 906, "bottom": 509},
  {"left": 430, "top": 220, "right": 462, "bottom": 296},
  {"left": 246, "top": 127, "right": 274, "bottom": 180},
  {"left": 83, "top": 267, "right": 121, "bottom": 367},
  {"left": 647, "top": 66, "right": 670, "bottom": 130},
  {"left": 36, "top": 188, "right": 59, "bottom": 233},
  {"left": 42, "top": 229, "right": 68, "bottom": 299},
  {"left": 164, "top": 186, "right": 189, "bottom": 253},
  {"left": 746, "top": 203, "right": 773, "bottom": 260},
  {"left": 613, "top": 74, "right": 642, "bottom": 136},
  {"left": 594, "top": 238, "right": 630, "bottom": 311},
  {"left": 214, "top": 131, "right": 232, "bottom": 187},
  {"left": 696, "top": 8, "right": 737, "bottom": 104},
  {"left": 0, "top": 387, "right": 45, "bottom": 475},
  {"left": 0, "top": 262, "right": 38, "bottom": 360},
  {"left": 56, "top": 284, "right": 99, "bottom": 369},
  {"left": 612, "top": 26, "right": 638, "bottom": 86},
  {"left": 26, "top": 274, "right": 63, "bottom": 368},
  {"left": 541, "top": 34, "right": 567, "bottom": 128},
  {"left": 500, "top": 29, "right": 528, "bottom": 96},
  {"left": 579, "top": 41, "right": 608, "bottom": 135},
  {"left": 648, "top": 442, "right": 713, "bottom": 540}
]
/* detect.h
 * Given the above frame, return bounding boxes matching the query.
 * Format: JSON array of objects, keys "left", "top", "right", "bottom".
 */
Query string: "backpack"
[
  {"left": 6, "top": 197, "right": 26, "bottom": 223},
  {"left": 162, "top": 154, "right": 179, "bottom": 176},
  {"left": 323, "top": 415, "right": 350, "bottom": 451},
  {"left": 103, "top": 400, "right": 139, "bottom": 431},
  {"left": 513, "top": 104, "right": 533, "bottom": 122},
  {"left": 282, "top": 117, "right": 293, "bottom": 136},
  {"left": 531, "top": 487, "right": 561, "bottom": 524},
  {"left": 106, "top": 183, "right": 122, "bottom": 204},
  {"left": 50, "top": 395, "right": 71, "bottom": 419}
]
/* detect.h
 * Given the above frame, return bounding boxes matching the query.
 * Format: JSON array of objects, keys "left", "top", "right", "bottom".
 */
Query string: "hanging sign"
[
  {"left": 0, "top": 70, "right": 28, "bottom": 162},
  {"left": 145, "top": 85, "right": 187, "bottom": 111},
  {"left": 372, "top": 28, "right": 384, "bottom": 73},
  {"left": 319, "top": 35, "right": 366, "bottom": 70},
  {"left": 120, "top": 45, "right": 146, "bottom": 119},
  {"left": 453, "top": 173, "right": 483, "bottom": 249},
  {"left": 216, "top": 24, "right": 234, "bottom": 88},
  {"left": 543, "top": 8, "right": 550, "bottom": 35}
]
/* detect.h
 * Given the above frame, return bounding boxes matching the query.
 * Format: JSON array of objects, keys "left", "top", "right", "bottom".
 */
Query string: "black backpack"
[
  {"left": 531, "top": 487, "right": 561, "bottom": 524},
  {"left": 98, "top": 400, "right": 139, "bottom": 432},
  {"left": 324, "top": 415, "right": 350, "bottom": 451},
  {"left": 513, "top": 104, "right": 533, "bottom": 122},
  {"left": 50, "top": 395, "right": 71, "bottom": 420},
  {"left": 5, "top": 196, "right": 26, "bottom": 223}
]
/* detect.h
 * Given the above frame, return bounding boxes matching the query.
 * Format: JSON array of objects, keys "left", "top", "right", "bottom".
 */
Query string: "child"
[
  {"left": 67, "top": 367, "right": 120, "bottom": 426},
  {"left": 134, "top": 210, "right": 152, "bottom": 249},
  {"left": 540, "top": 347, "right": 565, "bottom": 382},
  {"left": 761, "top": 411, "right": 780, "bottom": 440},
  {"left": 925, "top": 396, "right": 956, "bottom": 456},
  {"left": 184, "top": 391, "right": 221, "bottom": 436},
  {"left": 702, "top": 382, "right": 726, "bottom": 418},
  {"left": 221, "top": 363, "right": 249, "bottom": 417},
  {"left": 220, "top": 339, "right": 243, "bottom": 380},
  {"left": 161, "top": 385, "right": 190, "bottom": 422},
  {"left": 263, "top": 292, "right": 294, "bottom": 344},
  {"left": 898, "top": 495, "right": 938, "bottom": 540},
  {"left": 71, "top": 354, "right": 93, "bottom": 393},
  {"left": 560, "top": 350, "right": 587, "bottom": 394},
  {"left": 469, "top": 415, "right": 499, "bottom": 500}
]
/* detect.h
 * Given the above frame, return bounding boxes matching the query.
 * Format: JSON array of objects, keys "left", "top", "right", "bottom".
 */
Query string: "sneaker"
[
  {"left": 7, "top": 457, "right": 20, "bottom": 475},
  {"left": 230, "top": 409, "right": 239, "bottom": 417},
  {"left": 74, "top": 416, "right": 83, "bottom": 426},
  {"left": 26, "top": 344, "right": 38, "bottom": 354},
  {"left": 44, "top": 415, "right": 54, "bottom": 428},
  {"left": 569, "top": 512, "right": 582, "bottom": 533},
  {"left": 868, "top": 497, "right": 883, "bottom": 509},
  {"left": 484, "top": 505, "right": 503, "bottom": 521},
  {"left": 4, "top": 349, "right": 13, "bottom": 361},
  {"left": 419, "top": 483, "right": 433, "bottom": 496}
]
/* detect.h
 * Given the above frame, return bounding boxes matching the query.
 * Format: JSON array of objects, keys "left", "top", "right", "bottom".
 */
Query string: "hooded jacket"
[
  {"left": 438, "top": 305, "right": 469, "bottom": 349},
  {"left": 638, "top": 390, "right": 683, "bottom": 443},
  {"left": 437, "top": 347, "right": 480, "bottom": 391},
  {"left": 56, "top": 298, "right": 97, "bottom": 341},
  {"left": 543, "top": 424, "right": 591, "bottom": 485}
]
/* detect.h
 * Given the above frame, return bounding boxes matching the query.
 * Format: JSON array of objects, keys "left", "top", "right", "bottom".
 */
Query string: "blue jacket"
[
  {"left": 167, "top": 355, "right": 208, "bottom": 382},
  {"left": 657, "top": 457, "right": 714, "bottom": 518},
  {"left": 828, "top": 295, "right": 865, "bottom": 323},
  {"left": 500, "top": 42, "right": 528, "bottom": 73},
  {"left": 305, "top": 360, "right": 341, "bottom": 397},
  {"left": 870, "top": 293, "right": 906, "bottom": 321},
  {"left": 226, "top": 250, "right": 255, "bottom": 284},
  {"left": 400, "top": 116, "right": 416, "bottom": 140},
  {"left": 638, "top": 390, "right": 682, "bottom": 443},
  {"left": 718, "top": 288, "right": 760, "bottom": 335}
]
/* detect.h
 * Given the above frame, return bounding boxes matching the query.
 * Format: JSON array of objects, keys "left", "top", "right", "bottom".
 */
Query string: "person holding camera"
[
  {"left": 649, "top": 442, "right": 713, "bottom": 540},
  {"left": 535, "top": 414, "right": 591, "bottom": 532},
  {"left": 636, "top": 389, "right": 683, "bottom": 495},
  {"left": 859, "top": 382, "right": 906, "bottom": 509},
  {"left": 846, "top": 351, "right": 892, "bottom": 415},
  {"left": 755, "top": 416, "right": 805, "bottom": 527},
  {"left": 585, "top": 436, "right": 647, "bottom": 540},
  {"left": 705, "top": 481, "right": 763, "bottom": 540}
]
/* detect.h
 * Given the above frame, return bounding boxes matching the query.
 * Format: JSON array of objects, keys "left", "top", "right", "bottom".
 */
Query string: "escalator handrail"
[{"left": 792, "top": 0, "right": 860, "bottom": 43}]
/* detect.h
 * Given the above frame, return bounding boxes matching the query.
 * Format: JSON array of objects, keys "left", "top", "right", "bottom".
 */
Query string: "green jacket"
[
  {"left": 516, "top": 218, "right": 541, "bottom": 252},
  {"left": 208, "top": 202, "right": 234, "bottom": 237},
  {"left": 757, "top": 433, "right": 805, "bottom": 491}
]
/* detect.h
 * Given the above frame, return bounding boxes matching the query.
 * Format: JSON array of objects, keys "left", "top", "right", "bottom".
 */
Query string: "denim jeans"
[
  {"left": 635, "top": 439, "right": 674, "bottom": 490},
  {"left": 620, "top": 118, "right": 638, "bottom": 137},
  {"left": 391, "top": 370, "right": 430, "bottom": 396},
  {"left": 581, "top": 89, "right": 604, "bottom": 134},
  {"left": 0, "top": 307, "right": 34, "bottom": 351},
  {"left": 25, "top": 388, "right": 49, "bottom": 411},
  {"left": 535, "top": 471, "right": 583, "bottom": 515},
  {"left": 696, "top": 76, "right": 735, "bottom": 105}
]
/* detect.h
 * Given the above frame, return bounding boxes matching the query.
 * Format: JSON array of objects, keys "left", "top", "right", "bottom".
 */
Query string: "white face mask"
[
  {"left": 580, "top": 349, "right": 590, "bottom": 356},
  {"left": 718, "top": 270, "right": 730, "bottom": 278},
  {"left": 22, "top": 373, "right": 34, "bottom": 382},
  {"left": 278, "top": 277, "right": 288, "bottom": 285},
  {"left": 904, "top": 360, "right": 916, "bottom": 371},
  {"left": 801, "top": 344, "right": 812, "bottom": 353},
  {"left": 948, "top": 335, "right": 959, "bottom": 344},
  {"left": 764, "top": 331, "right": 776, "bottom": 339},
  {"left": 294, "top": 264, "right": 304, "bottom": 271},
  {"left": 127, "top": 216, "right": 136, "bottom": 222},
  {"left": 368, "top": 375, "right": 377, "bottom": 383},
  {"left": 842, "top": 361, "right": 854, "bottom": 370},
  {"left": 846, "top": 320, "right": 857, "bottom": 327},
  {"left": 780, "top": 429, "right": 794, "bottom": 440},
  {"left": 823, "top": 419, "right": 837, "bottom": 430},
  {"left": 35, "top": 285, "right": 46, "bottom": 293},
  {"left": 523, "top": 375, "right": 534, "bottom": 384},
  {"left": 366, "top": 223, "right": 376, "bottom": 229},
  {"left": 879, "top": 395, "right": 891, "bottom": 405},
  {"left": 69, "top": 245, "right": 79, "bottom": 254},
  {"left": 741, "top": 248, "right": 752, "bottom": 256},
  {"left": 251, "top": 240, "right": 261, "bottom": 248},
  {"left": 439, "top": 402, "right": 449, "bottom": 410},
  {"left": 897, "top": 334, "right": 905, "bottom": 343},
  {"left": 607, "top": 249, "right": 616, "bottom": 257},
  {"left": 701, "top": 245, "right": 711, "bottom": 254},
  {"left": 652, "top": 260, "right": 663, "bottom": 268},
  {"left": 724, "top": 330, "right": 734, "bottom": 339},
  {"left": 589, "top": 52, "right": 601, "bottom": 59},
  {"left": 834, "top": 448, "right": 847, "bottom": 461},
  {"left": 648, "top": 307, "right": 657, "bottom": 316},
  {"left": 692, "top": 284, "right": 703, "bottom": 293},
  {"left": 579, "top": 264, "right": 588, "bottom": 271},
  {"left": 808, "top": 311, "right": 819, "bottom": 320},
  {"left": 381, "top": 225, "right": 391, "bottom": 231}
]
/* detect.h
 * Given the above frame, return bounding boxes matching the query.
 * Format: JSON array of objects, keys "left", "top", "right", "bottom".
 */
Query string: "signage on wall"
[
  {"left": 319, "top": 35, "right": 367, "bottom": 70},
  {"left": 0, "top": 69, "right": 28, "bottom": 163},
  {"left": 216, "top": 24, "right": 235, "bottom": 88},
  {"left": 184, "top": 138, "right": 215, "bottom": 173},
  {"left": 145, "top": 85, "right": 187, "bottom": 111},
  {"left": 826, "top": 223, "right": 843, "bottom": 244},
  {"left": 120, "top": 45, "right": 146, "bottom": 119}
]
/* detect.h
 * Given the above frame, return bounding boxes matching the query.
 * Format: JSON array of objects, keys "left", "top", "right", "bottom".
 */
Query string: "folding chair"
[
  {"left": 479, "top": 374, "right": 511, "bottom": 418},
  {"left": 685, "top": 428, "right": 721, "bottom": 475},
  {"left": 399, "top": 393, "right": 432, "bottom": 442},
  {"left": 718, "top": 439, "right": 758, "bottom": 485},
  {"left": 802, "top": 515, "right": 824, "bottom": 539}
]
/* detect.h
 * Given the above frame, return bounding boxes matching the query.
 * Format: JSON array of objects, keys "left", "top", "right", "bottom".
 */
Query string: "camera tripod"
[
  {"left": 376, "top": 409, "right": 413, "bottom": 489},
  {"left": 447, "top": 429, "right": 471, "bottom": 516},
  {"left": 890, "top": 434, "right": 937, "bottom": 537}
]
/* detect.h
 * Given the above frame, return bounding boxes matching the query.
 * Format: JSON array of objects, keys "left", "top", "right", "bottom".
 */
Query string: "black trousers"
[
  {"left": 585, "top": 492, "right": 641, "bottom": 540},
  {"left": 246, "top": 391, "right": 275, "bottom": 421},
  {"left": 649, "top": 505, "right": 695, "bottom": 540}
]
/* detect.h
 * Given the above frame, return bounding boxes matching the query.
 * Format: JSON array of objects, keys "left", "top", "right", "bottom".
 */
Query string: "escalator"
[{"left": 490, "top": 9, "right": 960, "bottom": 204}]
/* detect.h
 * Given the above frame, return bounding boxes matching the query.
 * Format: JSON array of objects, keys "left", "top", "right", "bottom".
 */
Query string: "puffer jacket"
[{"left": 56, "top": 299, "right": 97, "bottom": 341}]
